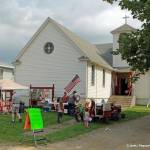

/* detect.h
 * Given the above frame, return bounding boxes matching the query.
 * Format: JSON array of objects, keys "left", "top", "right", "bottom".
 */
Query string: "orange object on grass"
[{"left": 24, "top": 113, "right": 30, "bottom": 129}]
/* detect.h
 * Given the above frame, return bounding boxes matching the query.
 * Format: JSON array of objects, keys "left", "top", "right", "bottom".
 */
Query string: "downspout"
[
  {"left": 86, "top": 61, "right": 88, "bottom": 98},
  {"left": 96, "top": 65, "right": 98, "bottom": 98}
]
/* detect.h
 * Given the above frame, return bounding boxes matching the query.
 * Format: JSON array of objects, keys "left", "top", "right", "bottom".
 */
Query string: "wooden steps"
[{"left": 108, "top": 95, "right": 136, "bottom": 107}]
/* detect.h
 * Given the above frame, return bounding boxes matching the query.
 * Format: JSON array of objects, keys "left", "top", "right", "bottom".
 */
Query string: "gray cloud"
[{"left": 0, "top": 0, "right": 141, "bottom": 63}]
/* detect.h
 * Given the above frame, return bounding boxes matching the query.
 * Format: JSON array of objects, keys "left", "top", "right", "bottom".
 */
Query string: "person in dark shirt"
[
  {"left": 19, "top": 101, "right": 25, "bottom": 118},
  {"left": 68, "top": 91, "right": 77, "bottom": 115}
]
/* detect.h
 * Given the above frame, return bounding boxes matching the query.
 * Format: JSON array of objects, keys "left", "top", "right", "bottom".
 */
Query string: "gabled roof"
[
  {"left": 95, "top": 43, "right": 113, "bottom": 66},
  {"left": 0, "top": 61, "right": 14, "bottom": 69},
  {"left": 14, "top": 17, "right": 113, "bottom": 70},
  {"left": 111, "top": 24, "right": 136, "bottom": 34}
]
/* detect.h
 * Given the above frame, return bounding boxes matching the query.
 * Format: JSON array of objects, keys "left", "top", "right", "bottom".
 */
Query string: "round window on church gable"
[{"left": 44, "top": 42, "right": 54, "bottom": 54}]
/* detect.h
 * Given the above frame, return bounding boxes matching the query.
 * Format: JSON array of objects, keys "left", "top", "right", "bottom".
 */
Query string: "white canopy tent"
[
  {"left": 0, "top": 80, "right": 29, "bottom": 104},
  {"left": 0, "top": 80, "right": 28, "bottom": 90},
  {"left": 0, "top": 80, "right": 29, "bottom": 112}
]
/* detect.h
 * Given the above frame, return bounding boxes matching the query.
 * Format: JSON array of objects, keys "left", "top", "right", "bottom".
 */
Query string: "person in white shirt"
[
  {"left": 84, "top": 108, "right": 90, "bottom": 128},
  {"left": 56, "top": 97, "right": 64, "bottom": 123},
  {"left": 12, "top": 91, "right": 22, "bottom": 123}
]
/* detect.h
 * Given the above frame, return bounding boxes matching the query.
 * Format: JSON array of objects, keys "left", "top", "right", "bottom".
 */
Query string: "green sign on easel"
[
  {"left": 28, "top": 108, "right": 43, "bottom": 130},
  {"left": 23, "top": 108, "right": 47, "bottom": 146}
]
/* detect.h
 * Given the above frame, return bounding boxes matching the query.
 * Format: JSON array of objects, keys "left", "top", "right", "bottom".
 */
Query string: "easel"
[{"left": 23, "top": 108, "right": 48, "bottom": 146}]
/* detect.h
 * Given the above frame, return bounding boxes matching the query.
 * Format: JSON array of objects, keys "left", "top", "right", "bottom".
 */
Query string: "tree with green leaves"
[{"left": 104, "top": 0, "right": 150, "bottom": 80}]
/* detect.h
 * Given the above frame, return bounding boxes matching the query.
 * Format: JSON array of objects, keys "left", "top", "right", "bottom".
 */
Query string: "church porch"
[
  {"left": 112, "top": 71, "right": 132, "bottom": 96},
  {"left": 109, "top": 72, "right": 135, "bottom": 107}
]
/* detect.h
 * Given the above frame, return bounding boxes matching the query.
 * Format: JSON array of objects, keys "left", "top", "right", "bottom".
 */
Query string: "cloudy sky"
[{"left": 0, "top": 0, "right": 141, "bottom": 64}]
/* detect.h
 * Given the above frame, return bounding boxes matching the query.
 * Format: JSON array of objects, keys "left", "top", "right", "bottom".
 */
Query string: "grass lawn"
[
  {"left": 0, "top": 106, "right": 149, "bottom": 144},
  {"left": 0, "top": 111, "right": 72, "bottom": 143},
  {"left": 121, "top": 106, "right": 150, "bottom": 121}
]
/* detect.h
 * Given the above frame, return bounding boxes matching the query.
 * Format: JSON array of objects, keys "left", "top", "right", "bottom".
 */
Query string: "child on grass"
[
  {"left": 84, "top": 108, "right": 91, "bottom": 128},
  {"left": 56, "top": 97, "right": 64, "bottom": 123}
]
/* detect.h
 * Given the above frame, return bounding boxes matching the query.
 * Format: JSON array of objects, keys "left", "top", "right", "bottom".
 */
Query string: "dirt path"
[{"left": 1, "top": 115, "right": 150, "bottom": 150}]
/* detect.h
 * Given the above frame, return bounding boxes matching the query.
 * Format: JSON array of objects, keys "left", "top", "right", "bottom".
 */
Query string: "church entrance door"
[{"left": 112, "top": 72, "right": 132, "bottom": 96}]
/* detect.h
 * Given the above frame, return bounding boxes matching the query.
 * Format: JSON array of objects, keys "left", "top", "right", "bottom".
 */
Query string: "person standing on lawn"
[
  {"left": 12, "top": 91, "right": 22, "bottom": 123},
  {"left": 75, "top": 103, "right": 84, "bottom": 122},
  {"left": 62, "top": 92, "right": 69, "bottom": 103},
  {"left": 56, "top": 97, "right": 64, "bottom": 123},
  {"left": 19, "top": 101, "right": 25, "bottom": 118},
  {"left": 68, "top": 91, "right": 77, "bottom": 115},
  {"left": 89, "top": 99, "right": 95, "bottom": 122},
  {"left": 83, "top": 108, "right": 90, "bottom": 128}
]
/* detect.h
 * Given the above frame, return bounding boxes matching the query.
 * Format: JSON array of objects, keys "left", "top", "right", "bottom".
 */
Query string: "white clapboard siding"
[
  {"left": 96, "top": 66, "right": 112, "bottom": 98},
  {"left": 87, "top": 62, "right": 112, "bottom": 98},
  {"left": 3, "top": 69, "right": 14, "bottom": 80},
  {"left": 15, "top": 22, "right": 87, "bottom": 97},
  {"left": 134, "top": 71, "right": 150, "bottom": 99},
  {"left": 87, "top": 63, "right": 96, "bottom": 98}
]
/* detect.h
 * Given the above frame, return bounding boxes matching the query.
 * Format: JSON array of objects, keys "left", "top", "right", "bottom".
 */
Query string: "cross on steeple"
[{"left": 123, "top": 15, "right": 129, "bottom": 24}]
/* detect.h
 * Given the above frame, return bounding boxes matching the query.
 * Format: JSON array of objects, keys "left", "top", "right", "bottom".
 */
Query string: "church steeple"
[
  {"left": 111, "top": 18, "right": 137, "bottom": 68},
  {"left": 111, "top": 23, "right": 136, "bottom": 34},
  {"left": 111, "top": 15, "right": 136, "bottom": 34}
]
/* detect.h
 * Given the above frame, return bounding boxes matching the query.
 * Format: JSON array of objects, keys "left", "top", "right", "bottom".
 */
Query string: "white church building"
[{"left": 13, "top": 17, "right": 150, "bottom": 105}]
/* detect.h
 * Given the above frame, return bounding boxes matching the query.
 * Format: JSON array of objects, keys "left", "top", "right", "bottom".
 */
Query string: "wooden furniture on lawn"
[{"left": 29, "top": 84, "right": 55, "bottom": 107}]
